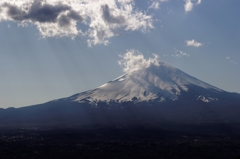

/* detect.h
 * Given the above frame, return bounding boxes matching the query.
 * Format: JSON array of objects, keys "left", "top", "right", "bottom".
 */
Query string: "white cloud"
[
  {"left": 230, "top": 61, "right": 237, "bottom": 65},
  {"left": 184, "top": 0, "right": 194, "bottom": 12},
  {"left": 118, "top": 49, "right": 160, "bottom": 73},
  {"left": 226, "top": 56, "right": 230, "bottom": 60},
  {"left": 149, "top": 0, "right": 168, "bottom": 10},
  {"left": 173, "top": 49, "right": 190, "bottom": 58},
  {"left": 196, "top": 0, "right": 202, "bottom": 5},
  {"left": 226, "top": 57, "right": 237, "bottom": 65},
  {"left": 184, "top": 0, "right": 201, "bottom": 12},
  {"left": 0, "top": 0, "right": 154, "bottom": 46},
  {"left": 185, "top": 39, "right": 202, "bottom": 47}
]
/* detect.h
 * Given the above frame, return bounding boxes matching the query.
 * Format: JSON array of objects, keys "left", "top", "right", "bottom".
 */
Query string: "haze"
[{"left": 0, "top": 0, "right": 239, "bottom": 108}]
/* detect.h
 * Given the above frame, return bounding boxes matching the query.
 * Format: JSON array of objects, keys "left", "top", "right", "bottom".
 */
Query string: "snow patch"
[{"left": 197, "top": 95, "right": 218, "bottom": 103}]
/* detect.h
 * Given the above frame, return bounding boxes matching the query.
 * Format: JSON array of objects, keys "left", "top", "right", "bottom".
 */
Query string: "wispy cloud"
[
  {"left": 184, "top": 0, "right": 201, "bottom": 12},
  {"left": 0, "top": 0, "right": 154, "bottom": 46},
  {"left": 226, "top": 56, "right": 230, "bottom": 60},
  {"left": 185, "top": 39, "right": 202, "bottom": 47},
  {"left": 226, "top": 56, "right": 237, "bottom": 65},
  {"left": 149, "top": 0, "right": 169, "bottom": 10},
  {"left": 196, "top": 0, "right": 202, "bottom": 5},
  {"left": 172, "top": 49, "right": 190, "bottom": 58}
]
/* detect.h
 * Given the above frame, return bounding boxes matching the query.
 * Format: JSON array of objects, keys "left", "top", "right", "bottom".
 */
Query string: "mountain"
[
  {"left": 55, "top": 62, "right": 238, "bottom": 106},
  {"left": 1, "top": 62, "right": 240, "bottom": 125}
]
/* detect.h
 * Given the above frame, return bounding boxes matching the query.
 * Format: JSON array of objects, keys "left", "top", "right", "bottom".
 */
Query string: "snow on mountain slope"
[
  {"left": 1, "top": 51, "right": 239, "bottom": 125},
  {"left": 65, "top": 62, "right": 223, "bottom": 105}
]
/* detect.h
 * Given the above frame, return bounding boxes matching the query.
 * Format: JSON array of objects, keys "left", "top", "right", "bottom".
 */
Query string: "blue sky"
[{"left": 0, "top": 0, "right": 239, "bottom": 108}]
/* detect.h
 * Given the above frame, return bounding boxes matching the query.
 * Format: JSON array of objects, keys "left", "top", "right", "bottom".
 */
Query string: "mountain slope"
[
  {"left": 58, "top": 62, "right": 228, "bottom": 105},
  {"left": 1, "top": 62, "right": 240, "bottom": 125}
]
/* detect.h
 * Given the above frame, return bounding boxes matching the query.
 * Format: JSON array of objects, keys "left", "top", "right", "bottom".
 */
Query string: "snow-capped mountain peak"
[{"left": 69, "top": 62, "right": 223, "bottom": 105}]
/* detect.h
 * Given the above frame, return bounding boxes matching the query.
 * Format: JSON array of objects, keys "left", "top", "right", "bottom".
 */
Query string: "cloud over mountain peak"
[{"left": 118, "top": 50, "right": 160, "bottom": 74}]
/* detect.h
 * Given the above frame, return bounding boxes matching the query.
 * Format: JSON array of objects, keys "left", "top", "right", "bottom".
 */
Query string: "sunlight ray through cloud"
[{"left": 0, "top": 0, "right": 154, "bottom": 46}]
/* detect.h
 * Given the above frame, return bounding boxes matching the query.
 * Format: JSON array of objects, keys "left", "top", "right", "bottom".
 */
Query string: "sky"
[{"left": 0, "top": 0, "right": 239, "bottom": 108}]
